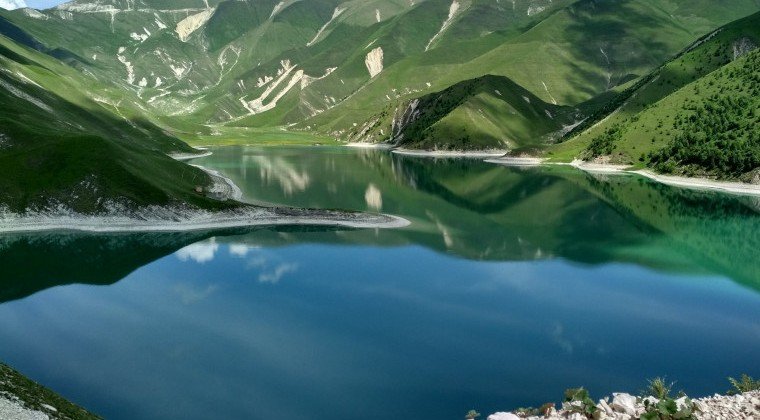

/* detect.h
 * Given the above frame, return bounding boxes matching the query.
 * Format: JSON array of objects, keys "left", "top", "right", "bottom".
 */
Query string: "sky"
[
  {"left": 0, "top": 0, "right": 65, "bottom": 9},
  {"left": 26, "top": 0, "right": 66, "bottom": 8}
]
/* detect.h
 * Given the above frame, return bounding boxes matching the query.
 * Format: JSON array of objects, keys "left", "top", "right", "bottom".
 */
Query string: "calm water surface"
[{"left": 1, "top": 146, "right": 759, "bottom": 419}]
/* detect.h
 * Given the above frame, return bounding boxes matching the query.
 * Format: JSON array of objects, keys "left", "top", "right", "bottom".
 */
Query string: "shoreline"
[
  {"left": 633, "top": 169, "right": 760, "bottom": 196},
  {"left": 392, "top": 148, "right": 507, "bottom": 158},
  {"left": 0, "top": 207, "right": 411, "bottom": 234},
  {"left": 485, "top": 156, "right": 545, "bottom": 166},
  {"left": 168, "top": 147, "right": 213, "bottom": 161},
  {"left": 346, "top": 142, "right": 395, "bottom": 149},
  {"left": 487, "top": 390, "right": 759, "bottom": 420},
  {"left": 488, "top": 157, "right": 760, "bottom": 196},
  {"left": 190, "top": 164, "right": 244, "bottom": 202},
  {"left": 0, "top": 149, "right": 411, "bottom": 234}
]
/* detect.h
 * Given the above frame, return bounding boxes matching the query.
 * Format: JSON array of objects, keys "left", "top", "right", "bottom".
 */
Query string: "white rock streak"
[
  {"left": 240, "top": 60, "right": 303, "bottom": 115},
  {"left": 117, "top": 47, "right": 135, "bottom": 84},
  {"left": 365, "top": 47, "right": 384, "bottom": 78},
  {"left": 306, "top": 6, "right": 346, "bottom": 47},
  {"left": 542, "top": 81, "right": 557, "bottom": 105},
  {"left": 175, "top": 8, "right": 215, "bottom": 42},
  {"left": 270, "top": 1, "right": 285, "bottom": 18},
  {"left": 0, "top": 78, "right": 53, "bottom": 113},
  {"left": 300, "top": 67, "right": 337, "bottom": 89},
  {"left": 425, "top": 0, "right": 461, "bottom": 51}
]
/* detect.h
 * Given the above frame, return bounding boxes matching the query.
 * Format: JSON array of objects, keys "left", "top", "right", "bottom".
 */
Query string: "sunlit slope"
[
  {"left": 553, "top": 12, "right": 760, "bottom": 179},
  {"left": 347, "top": 75, "right": 575, "bottom": 151},
  {"left": 303, "top": 0, "right": 760, "bottom": 135},
  {"left": 0, "top": 33, "right": 225, "bottom": 213},
  {"left": 0, "top": 0, "right": 758, "bottom": 154}
]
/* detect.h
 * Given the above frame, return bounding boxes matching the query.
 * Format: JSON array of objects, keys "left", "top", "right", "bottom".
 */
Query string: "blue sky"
[{"left": 26, "top": 0, "right": 65, "bottom": 9}]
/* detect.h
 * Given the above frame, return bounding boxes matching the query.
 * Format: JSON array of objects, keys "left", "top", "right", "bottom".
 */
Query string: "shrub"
[
  {"left": 727, "top": 374, "right": 760, "bottom": 395},
  {"left": 642, "top": 377, "right": 676, "bottom": 399},
  {"left": 464, "top": 409, "right": 480, "bottom": 419},
  {"left": 564, "top": 387, "right": 597, "bottom": 418},
  {"left": 641, "top": 396, "right": 694, "bottom": 420}
]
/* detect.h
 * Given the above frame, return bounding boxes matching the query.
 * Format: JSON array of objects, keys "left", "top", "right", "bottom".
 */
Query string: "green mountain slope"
[
  {"left": 348, "top": 75, "right": 575, "bottom": 151},
  {"left": 302, "top": 0, "right": 760, "bottom": 135},
  {"left": 551, "top": 11, "right": 760, "bottom": 180},
  {"left": 6, "top": 0, "right": 754, "bottom": 134},
  {"left": 0, "top": 32, "right": 227, "bottom": 213},
  {"left": 0, "top": 0, "right": 758, "bottom": 180}
]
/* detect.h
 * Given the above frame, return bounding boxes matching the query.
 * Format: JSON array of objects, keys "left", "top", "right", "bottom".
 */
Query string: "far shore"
[
  {"left": 392, "top": 148, "right": 508, "bottom": 158},
  {"left": 346, "top": 142, "right": 395, "bottom": 149},
  {"left": 488, "top": 156, "right": 760, "bottom": 196},
  {"left": 0, "top": 148, "right": 410, "bottom": 234},
  {"left": 168, "top": 147, "right": 213, "bottom": 161}
]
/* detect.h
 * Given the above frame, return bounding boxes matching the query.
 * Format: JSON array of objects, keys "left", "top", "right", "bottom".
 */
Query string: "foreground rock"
[
  {"left": 0, "top": 363, "right": 100, "bottom": 420},
  {"left": 488, "top": 390, "right": 760, "bottom": 419}
]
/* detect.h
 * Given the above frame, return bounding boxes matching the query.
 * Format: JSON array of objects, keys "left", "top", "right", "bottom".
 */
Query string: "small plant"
[
  {"left": 642, "top": 377, "right": 676, "bottom": 399},
  {"left": 564, "top": 387, "right": 597, "bottom": 418},
  {"left": 465, "top": 409, "right": 481, "bottom": 419},
  {"left": 727, "top": 374, "right": 760, "bottom": 395},
  {"left": 514, "top": 407, "right": 538, "bottom": 416},
  {"left": 539, "top": 402, "right": 555, "bottom": 416},
  {"left": 641, "top": 396, "right": 695, "bottom": 420}
]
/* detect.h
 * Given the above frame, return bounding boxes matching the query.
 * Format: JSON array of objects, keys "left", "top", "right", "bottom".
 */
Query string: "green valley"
[{"left": 0, "top": 0, "right": 759, "bottom": 215}]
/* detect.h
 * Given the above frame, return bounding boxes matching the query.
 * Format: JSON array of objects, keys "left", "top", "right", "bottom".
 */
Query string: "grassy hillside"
[
  {"left": 0, "top": 0, "right": 758, "bottom": 180},
  {"left": 303, "top": 0, "right": 760, "bottom": 135},
  {"left": 347, "top": 75, "right": 575, "bottom": 151},
  {"left": 0, "top": 33, "right": 232, "bottom": 213},
  {"left": 551, "top": 11, "right": 760, "bottom": 180}
]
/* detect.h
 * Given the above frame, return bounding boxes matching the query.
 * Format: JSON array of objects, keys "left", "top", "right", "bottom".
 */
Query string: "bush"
[
  {"left": 564, "top": 387, "right": 597, "bottom": 418},
  {"left": 727, "top": 374, "right": 760, "bottom": 395},
  {"left": 642, "top": 377, "right": 676, "bottom": 399},
  {"left": 641, "top": 396, "right": 694, "bottom": 420},
  {"left": 464, "top": 409, "right": 480, "bottom": 419}
]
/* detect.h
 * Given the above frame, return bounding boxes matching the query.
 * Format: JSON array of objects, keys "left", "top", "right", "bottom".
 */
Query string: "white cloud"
[
  {"left": 0, "top": 0, "right": 27, "bottom": 10},
  {"left": 176, "top": 238, "right": 219, "bottom": 264},
  {"left": 228, "top": 244, "right": 251, "bottom": 257},
  {"left": 174, "top": 284, "right": 218, "bottom": 305},
  {"left": 258, "top": 263, "right": 299, "bottom": 284}
]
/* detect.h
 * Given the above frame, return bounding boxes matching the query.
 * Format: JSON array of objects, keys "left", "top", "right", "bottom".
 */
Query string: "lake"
[{"left": 1, "top": 146, "right": 759, "bottom": 419}]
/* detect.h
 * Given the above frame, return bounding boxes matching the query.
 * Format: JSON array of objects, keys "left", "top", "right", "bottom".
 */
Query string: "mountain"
[
  {"left": 0, "top": 28, "right": 233, "bottom": 214},
  {"left": 0, "top": 0, "right": 758, "bottom": 199},
  {"left": 346, "top": 74, "right": 575, "bottom": 151},
  {"left": 3, "top": 0, "right": 756, "bottom": 133},
  {"left": 552, "top": 11, "right": 760, "bottom": 180}
]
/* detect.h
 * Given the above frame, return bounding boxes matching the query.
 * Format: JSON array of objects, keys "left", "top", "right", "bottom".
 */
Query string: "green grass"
[
  {"left": 549, "top": 11, "right": 760, "bottom": 179},
  {"left": 0, "top": 34, "right": 235, "bottom": 213},
  {"left": 180, "top": 126, "right": 339, "bottom": 147}
]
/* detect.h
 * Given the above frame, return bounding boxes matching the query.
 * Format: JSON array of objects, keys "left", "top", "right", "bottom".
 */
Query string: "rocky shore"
[
  {"left": 487, "top": 390, "right": 760, "bottom": 420},
  {"left": 0, "top": 363, "right": 99, "bottom": 420}
]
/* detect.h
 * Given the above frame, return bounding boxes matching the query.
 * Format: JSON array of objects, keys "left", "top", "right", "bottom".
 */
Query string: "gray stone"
[
  {"left": 611, "top": 393, "right": 637, "bottom": 416},
  {"left": 487, "top": 412, "right": 520, "bottom": 420}
]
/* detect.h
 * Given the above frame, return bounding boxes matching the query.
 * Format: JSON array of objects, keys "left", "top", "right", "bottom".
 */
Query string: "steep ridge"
[
  {"left": 552, "top": 11, "right": 760, "bottom": 180},
  {"left": 347, "top": 74, "right": 575, "bottom": 151},
  {"left": 303, "top": 0, "right": 760, "bottom": 136},
  {"left": 0, "top": 0, "right": 757, "bottom": 168},
  {"left": 0, "top": 32, "right": 226, "bottom": 213}
]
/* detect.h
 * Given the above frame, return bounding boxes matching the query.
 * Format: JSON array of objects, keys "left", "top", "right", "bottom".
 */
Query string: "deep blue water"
[{"left": 0, "top": 146, "right": 758, "bottom": 419}]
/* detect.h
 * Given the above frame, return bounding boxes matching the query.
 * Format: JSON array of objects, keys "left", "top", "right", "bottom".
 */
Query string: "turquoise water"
[{"left": 1, "top": 146, "right": 758, "bottom": 419}]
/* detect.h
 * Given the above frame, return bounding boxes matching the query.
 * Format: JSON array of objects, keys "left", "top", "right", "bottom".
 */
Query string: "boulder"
[
  {"left": 487, "top": 413, "right": 520, "bottom": 420},
  {"left": 611, "top": 393, "right": 637, "bottom": 416},
  {"left": 597, "top": 399, "right": 614, "bottom": 415}
]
